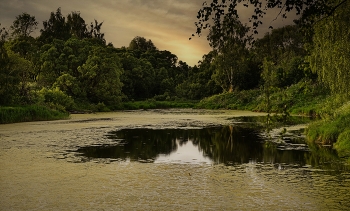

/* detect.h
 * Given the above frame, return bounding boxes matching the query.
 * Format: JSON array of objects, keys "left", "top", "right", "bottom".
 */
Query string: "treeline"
[
  {"left": 0, "top": 8, "right": 223, "bottom": 112},
  {"left": 0, "top": 7, "right": 322, "bottom": 112},
  {"left": 1, "top": 3, "right": 350, "bottom": 114}
]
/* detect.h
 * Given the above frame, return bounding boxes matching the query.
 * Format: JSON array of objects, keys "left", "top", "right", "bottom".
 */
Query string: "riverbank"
[{"left": 195, "top": 81, "right": 350, "bottom": 160}]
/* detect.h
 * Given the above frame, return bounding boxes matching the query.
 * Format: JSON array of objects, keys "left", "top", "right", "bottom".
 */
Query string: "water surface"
[{"left": 1, "top": 110, "right": 349, "bottom": 210}]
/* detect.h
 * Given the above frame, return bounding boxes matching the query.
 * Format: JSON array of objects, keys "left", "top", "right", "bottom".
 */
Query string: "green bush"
[
  {"left": 93, "top": 102, "right": 110, "bottom": 112},
  {"left": 37, "top": 88, "right": 75, "bottom": 111}
]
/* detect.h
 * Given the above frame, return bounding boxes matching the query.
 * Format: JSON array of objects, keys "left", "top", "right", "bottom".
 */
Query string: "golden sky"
[{"left": 0, "top": 0, "right": 296, "bottom": 66}]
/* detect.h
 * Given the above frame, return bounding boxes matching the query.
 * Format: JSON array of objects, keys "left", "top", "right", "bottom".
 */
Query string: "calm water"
[
  {"left": 2, "top": 112, "right": 350, "bottom": 210},
  {"left": 74, "top": 117, "right": 348, "bottom": 172},
  {"left": 66, "top": 117, "right": 350, "bottom": 209}
]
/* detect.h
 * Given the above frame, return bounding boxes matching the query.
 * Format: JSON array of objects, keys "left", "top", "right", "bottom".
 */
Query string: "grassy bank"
[
  {"left": 0, "top": 105, "right": 70, "bottom": 124},
  {"left": 306, "top": 102, "right": 350, "bottom": 158},
  {"left": 196, "top": 81, "right": 328, "bottom": 116},
  {"left": 195, "top": 81, "right": 350, "bottom": 159}
]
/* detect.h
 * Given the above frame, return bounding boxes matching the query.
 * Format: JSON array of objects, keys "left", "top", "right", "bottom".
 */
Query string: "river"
[{"left": 0, "top": 109, "right": 349, "bottom": 210}]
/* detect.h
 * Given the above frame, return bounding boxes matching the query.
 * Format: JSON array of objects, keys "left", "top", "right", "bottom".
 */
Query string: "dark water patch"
[{"left": 71, "top": 124, "right": 349, "bottom": 171}]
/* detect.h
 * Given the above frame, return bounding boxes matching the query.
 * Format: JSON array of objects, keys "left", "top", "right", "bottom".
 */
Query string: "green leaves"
[{"left": 309, "top": 1, "right": 350, "bottom": 96}]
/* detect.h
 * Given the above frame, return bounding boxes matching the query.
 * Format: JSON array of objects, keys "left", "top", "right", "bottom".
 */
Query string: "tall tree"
[
  {"left": 0, "top": 24, "right": 8, "bottom": 61},
  {"left": 40, "top": 8, "right": 70, "bottom": 42},
  {"left": 208, "top": 15, "right": 251, "bottom": 92},
  {"left": 10, "top": 12, "right": 38, "bottom": 37},
  {"left": 67, "top": 11, "right": 88, "bottom": 39}
]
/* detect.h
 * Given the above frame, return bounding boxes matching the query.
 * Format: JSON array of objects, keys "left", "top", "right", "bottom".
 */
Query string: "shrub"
[{"left": 37, "top": 88, "right": 75, "bottom": 111}]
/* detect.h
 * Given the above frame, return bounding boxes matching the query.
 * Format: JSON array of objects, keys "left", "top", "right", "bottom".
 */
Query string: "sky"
[{"left": 0, "top": 0, "right": 296, "bottom": 66}]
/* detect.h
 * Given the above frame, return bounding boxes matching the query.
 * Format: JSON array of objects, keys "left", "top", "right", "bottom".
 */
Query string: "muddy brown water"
[{"left": 0, "top": 109, "right": 349, "bottom": 210}]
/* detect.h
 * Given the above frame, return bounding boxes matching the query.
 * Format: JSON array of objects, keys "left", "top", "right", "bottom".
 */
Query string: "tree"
[
  {"left": 252, "top": 24, "right": 308, "bottom": 87},
  {"left": 120, "top": 52, "right": 155, "bottom": 100},
  {"left": 193, "top": 0, "right": 349, "bottom": 39},
  {"left": 309, "top": 0, "right": 350, "bottom": 96},
  {"left": 0, "top": 24, "right": 8, "bottom": 64},
  {"left": 77, "top": 46, "right": 123, "bottom": 105},
  {"left": 0, "top": 45, "right": 34, "bottom": 105},
  {"left": 10, "top": 13, "right": 38, "bottom": 37},
  {"left": 252, "top": 24, "right": 306, "bottom": 63},
  {"left": 40, "top": 8, "right": 70, "bottom": 42},
  {"left": 38, "top": 39, "right": 68, "bottom": 86},
  {"left": 67, "top": 11, "right": 88, "bottom": 39},
  {"left": 129, "top": 36, "right": 157, "bottom": 51},
  {"left": 88, "top": 19, "right": 105, "bottom": 44},
  {"left": 175, "top": 52, "right": 222, "bottom": 100},
  {"left": 208, "top": 15, "right": 251, "bottom": 92}
]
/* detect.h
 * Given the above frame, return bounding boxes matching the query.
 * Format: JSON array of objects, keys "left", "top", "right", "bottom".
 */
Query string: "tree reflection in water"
[
  {"left": 73, "top": 113, "right": 350, "bottom": 171},
  {"left": 74, "top": 123, "right": 345, "bottom": 170}
]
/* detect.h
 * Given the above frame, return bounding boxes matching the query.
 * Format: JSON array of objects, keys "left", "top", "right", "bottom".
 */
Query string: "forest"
[{"left": 0, "top": 1, "right": 349, "bottom": 158}]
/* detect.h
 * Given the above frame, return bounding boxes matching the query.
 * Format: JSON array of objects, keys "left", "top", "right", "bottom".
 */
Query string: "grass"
[
  {"left": 195, "top": 81, "right": 328, "bottom": 115},
  {"left": 0, "top": 105, "right": 70, "bottom": 124},
  {"left": 195, "top": 89, "right": 260, "bottom": 110}
]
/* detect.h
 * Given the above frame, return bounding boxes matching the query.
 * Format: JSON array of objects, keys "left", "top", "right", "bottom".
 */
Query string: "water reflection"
[{"left": 74, "top": 124, "right": 348, "bottom": 171}]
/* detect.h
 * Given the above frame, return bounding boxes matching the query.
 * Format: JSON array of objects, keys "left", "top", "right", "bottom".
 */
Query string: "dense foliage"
[
  {"left": 0, "top": 8, "right": 222, "bottom": 112},
  {"left": 192, "top": 0, "right": 350, "bottom": 157}
]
